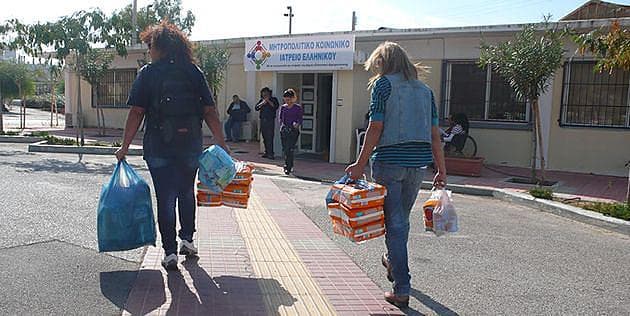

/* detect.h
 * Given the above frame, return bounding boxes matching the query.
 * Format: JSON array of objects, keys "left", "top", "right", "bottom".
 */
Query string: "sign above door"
[{"left": 244, "top": 35, "right": 355, "bottom": 72}]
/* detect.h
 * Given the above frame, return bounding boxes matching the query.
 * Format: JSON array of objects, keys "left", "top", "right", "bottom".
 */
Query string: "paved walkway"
[{"left": 124, "top": 177, "right": 403, "bottom": 315}]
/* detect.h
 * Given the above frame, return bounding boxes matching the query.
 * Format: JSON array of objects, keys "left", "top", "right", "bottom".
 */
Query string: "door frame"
[{"left": 273, "top": 70, "right": 338, "bottom": 162}]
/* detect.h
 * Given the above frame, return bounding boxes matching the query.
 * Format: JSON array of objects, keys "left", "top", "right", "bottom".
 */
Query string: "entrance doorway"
[{"left": 276, "top": 73, "right": 333, "bottom": 159}]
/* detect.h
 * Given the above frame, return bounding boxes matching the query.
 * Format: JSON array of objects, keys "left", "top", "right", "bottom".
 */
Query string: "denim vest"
[{"left": 377, "top": 73, "right": 433, "bottom": 148}]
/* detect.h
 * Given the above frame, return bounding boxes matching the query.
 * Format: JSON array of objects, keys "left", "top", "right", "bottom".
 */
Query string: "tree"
[
  {"left": 47, "top": 64, "right": 62, "bottom": 127},
  {"left": 574, "top": 21, "right": 630, "bottom": 73},
  {"left": 7, "top": 9, "right": 128, "bottom": 145},
  {"left": 109, "top": 0, "right": 196, "bottom": 44},
  {"left": 0, "top": 61, "right": 35, "bottom": 131},
  {"left": 78, "top": 48, "right": 114, "bottom": 135},
  {"left": 479, "top": 22, "right": 565, "bottom": 184},
  {"left": 194, "top": 44, "right": 230, "bottom": 101}
]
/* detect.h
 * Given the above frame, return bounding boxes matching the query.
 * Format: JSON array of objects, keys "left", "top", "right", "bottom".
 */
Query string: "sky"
[{"left": 1, "top": 0, "right": 629, "bottom": 41}]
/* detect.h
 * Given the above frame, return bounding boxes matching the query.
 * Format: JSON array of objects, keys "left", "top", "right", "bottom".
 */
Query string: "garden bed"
[{"left": 529, "top": 187, "right": 629, "bottom": 221}]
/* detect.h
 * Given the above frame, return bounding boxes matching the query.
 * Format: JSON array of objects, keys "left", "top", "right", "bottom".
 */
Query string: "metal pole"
[
  {"left": 131, "top": 0, "right": 138, "bottom": 46},
  {"left": 284, "top": 6, "right": 294, "bottom": 35},
  {"left": 352, "top": 11, "right": 357, "bottom": 31}
]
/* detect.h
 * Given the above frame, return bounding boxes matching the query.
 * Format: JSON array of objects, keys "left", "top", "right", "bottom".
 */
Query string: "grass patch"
[
  {"left": 582, "top": 202, "right": 630, "bottom": 221},
  {"left": 529, "top": 187, "right": 553, "bottom": 200},
  {"left": 89, "top": 141, "right": 121, "bottom": 147},
  {"left": 0, "top": 131, "right": 20, "bottom": 136},
  {"left": 27, "top": 131, "right": 50, "bottom": 137},
  {"left": 44, "top": 135, "right": 77, "bottom": 146}
]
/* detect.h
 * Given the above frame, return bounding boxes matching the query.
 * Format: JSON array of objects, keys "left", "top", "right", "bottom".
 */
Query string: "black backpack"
[{"left": 150, "top": 59, "right": 205, "bottom": 147}]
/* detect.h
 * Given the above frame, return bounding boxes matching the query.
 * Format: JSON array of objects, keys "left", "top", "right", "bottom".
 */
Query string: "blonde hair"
[{"left": 364, "top": 41, "right": 429, "bottom": 89}]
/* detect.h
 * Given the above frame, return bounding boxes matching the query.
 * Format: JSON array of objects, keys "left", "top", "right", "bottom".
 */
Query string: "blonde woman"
[{"left": 345, "top": 42, "right": 447, "bottom": 308}]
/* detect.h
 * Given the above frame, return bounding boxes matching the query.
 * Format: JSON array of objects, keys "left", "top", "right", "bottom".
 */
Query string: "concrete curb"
[
  {"left": 426, "top": 181, "right": 629, "bottom": 236},
  {"left": 294, "top": 173, "right": 629, "bottom": 237},
  {"left": 28, "top": 141, "right": 143, "bottom": 156},
  {"left": 492, "top": 189, "right": 630, "bottom": 236},
  {"left": 0, "top": 135, "right": 45, "bottom": 143}
]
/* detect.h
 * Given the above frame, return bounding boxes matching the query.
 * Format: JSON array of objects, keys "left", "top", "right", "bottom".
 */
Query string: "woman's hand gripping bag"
[
  {"left": 97, "top": 160, "right": 156, "bottom": 252},
  {"left": 198, "top": 145, "right": 236, "bottom": 193},
  {"left": 432, "top": 189, "right": 459, "bottom": 236}
]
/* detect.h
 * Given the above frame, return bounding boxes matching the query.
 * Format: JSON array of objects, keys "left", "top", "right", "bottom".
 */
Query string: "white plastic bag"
[{"left": 433, "top": 189, "right": 458, "bottom": 236}]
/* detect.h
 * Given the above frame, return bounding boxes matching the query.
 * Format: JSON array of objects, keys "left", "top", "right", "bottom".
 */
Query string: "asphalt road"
[
  {"left": 272, "top": 177, "right": 630, "bottom": 315},
  {"left": 2, "top": 140, "right": 629, "bottom": 315},
  {"left": 0, "top": 143, "right": 146, "bottom": 315}
]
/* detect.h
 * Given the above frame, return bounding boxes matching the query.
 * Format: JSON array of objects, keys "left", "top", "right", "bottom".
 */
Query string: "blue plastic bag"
[
  {"left": 326, "top": 174, "right": 352, "bottom": 204},
  {"left": 198, "top": 145, "right": 236, "bottom": 193},
  {"left": 97, "top": 160, "right": 156, "bottom": 252}
]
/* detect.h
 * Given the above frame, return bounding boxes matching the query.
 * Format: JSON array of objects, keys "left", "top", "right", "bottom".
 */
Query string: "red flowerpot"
[{"left": 445, "top": 156, "right": 485, "bottom": 177}]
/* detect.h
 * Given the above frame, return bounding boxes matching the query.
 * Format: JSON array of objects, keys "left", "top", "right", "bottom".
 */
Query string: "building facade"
[{"left": 64, "top": 13, "right": 630, "bottom": 177}]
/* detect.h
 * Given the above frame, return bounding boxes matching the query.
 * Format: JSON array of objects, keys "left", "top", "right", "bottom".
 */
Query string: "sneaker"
[
  {"left": 179, "top": 240, "right": 198, "bottom": 257},
  {"left": 161, "top": 254, "right": 178, "bottom": 271}
]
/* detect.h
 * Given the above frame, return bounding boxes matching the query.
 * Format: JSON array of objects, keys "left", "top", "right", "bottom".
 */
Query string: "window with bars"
[
  {"left": 561, "top": 61, "right": 630, "bottom": 128},
  {"left": 443, "top": 62, "right": 528, "bottom": 123},
  {"left": 96, "top": 68, "right": 137, "bottom": 108}
]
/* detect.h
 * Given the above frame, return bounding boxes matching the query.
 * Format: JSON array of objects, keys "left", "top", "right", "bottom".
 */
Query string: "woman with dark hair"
[
  {"left": 115, "top": 20, "right": 229, "bottom": 271},
  {"left": 442, "top": 112, "right": 469, "bottom": 152},
  {"left": 279, "top": 88, "right": 303, "bottom": 175}
]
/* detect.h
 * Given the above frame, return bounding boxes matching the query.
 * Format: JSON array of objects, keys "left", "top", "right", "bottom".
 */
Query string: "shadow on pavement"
[
  {"left": 7, "top": 158, "right": 146, "bottom": 175},
  {"left": 167, "top": 256, "right": 298, "bottom": 314},
  {"left": 0, "top": 149, "right": 37, "bottom": 157},
  {"left": 99, "top": 270, "right": 144, "bottom": 312},
  {"left": 409, "top": 288, "right": 459, "bottom": 316}
]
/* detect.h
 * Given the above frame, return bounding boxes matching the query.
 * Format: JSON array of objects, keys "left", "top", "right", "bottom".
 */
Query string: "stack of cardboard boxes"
[
  {"left": 327, "top": 180, "right": 387, "bottom": 243},
  {"left": 197, "top": 162, "right": 254, "bottom": 209}
]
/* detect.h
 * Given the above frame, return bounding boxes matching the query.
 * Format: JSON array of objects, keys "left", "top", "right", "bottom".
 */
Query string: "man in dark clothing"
[
  {"left": 255, "top": 87, "right": 279, "bottom": 159},
  {"left": 224, "top": 94, "right": 251, "bottom": 142}
]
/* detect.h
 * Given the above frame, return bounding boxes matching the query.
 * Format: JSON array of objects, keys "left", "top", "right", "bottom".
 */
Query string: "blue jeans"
[
  {"left": 146, "top": 156, "right": 199, "bottom": 256},
  {"left": 371, "top": 160, "right": 425, "bottom": 296},
  {"left": 224, "top": 118, "right": 242, "bottom": 141}
]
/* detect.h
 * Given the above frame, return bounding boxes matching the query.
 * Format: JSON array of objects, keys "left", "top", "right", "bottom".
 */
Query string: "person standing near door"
[
  {"left": 255, "top": 87, "right": 279, "bottom": 159},
  {"left": 224, "top": 94, "right": 250, "bottom": 142},
  {"left": 279, "top": 88, "right": 303, "bottom": 175}
]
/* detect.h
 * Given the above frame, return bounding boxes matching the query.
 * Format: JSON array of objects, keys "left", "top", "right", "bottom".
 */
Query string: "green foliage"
[
  {"left": 27, "top": 131, "right": 49, "bottom": 137},
  {"left": 574, "top": 21, "right": 630, "bottom": 72},
  {"left": 110, "top": 0, "right": 196, "bottom": 43},
  {"left": 529, "top": 187, "right": 553, "bottom": 200},
  {"left": 0, "top": 130, "right": 19, "bottom": 136},
  {"left": 55, "top": 80, "right": 64, "bottom": 95},
  {"left": 24, "top": 93, "right": 65, "bottom": 108},
  {"left": 194, "top": 44, "right": 230, "bottom": 98},
  {"left": 583, "top": 202, "right": 630, "bottom": 221},
  {"left": 78, "top": 48, "right": 114, "bottom": 86},
  {"left": 44, "top": 135, "right": 76, "bottom": 145},
  {"left": 6, "top": 9, "right": 128, "bottom": 68},
  {"left": 479, "top": 22, "right": 565, "bottom": 100},
  {"left": 0, "top": 60, "right": 35, "bottom": 99}
]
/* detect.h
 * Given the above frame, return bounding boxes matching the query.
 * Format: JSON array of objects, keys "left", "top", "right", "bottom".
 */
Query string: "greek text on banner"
[{"left": 244, "top": 35, "right": 355, "bottom": 72}]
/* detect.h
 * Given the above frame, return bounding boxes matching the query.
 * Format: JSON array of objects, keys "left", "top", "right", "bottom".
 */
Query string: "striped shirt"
[{"left": 369, "top": 76, "right": 439, "bottom": 167}]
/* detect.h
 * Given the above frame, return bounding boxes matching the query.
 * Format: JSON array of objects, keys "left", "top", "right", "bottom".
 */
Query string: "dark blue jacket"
[{"left": 227, "top": 100, "right": 251, "bottom": 121}]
